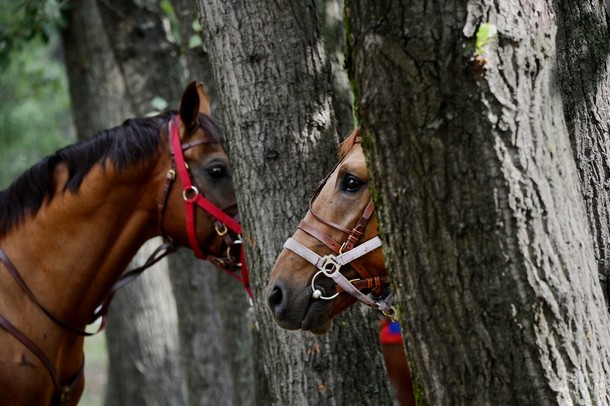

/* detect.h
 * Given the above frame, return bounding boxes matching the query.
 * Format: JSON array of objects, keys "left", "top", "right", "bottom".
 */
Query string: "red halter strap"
[
  {"left": 169, "top": 117, "right": 251, "bottom": 298},
  {"left": 170, "top": 117, "right": 241, "bottom": 253}
]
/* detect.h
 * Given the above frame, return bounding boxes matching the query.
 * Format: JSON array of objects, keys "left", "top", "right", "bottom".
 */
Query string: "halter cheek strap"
[
  {"left": 169, "top": 117, "right": 251, "bottom": 298},
  {"left": 169, "top": 117, "right": 241, "bottom": 257}
]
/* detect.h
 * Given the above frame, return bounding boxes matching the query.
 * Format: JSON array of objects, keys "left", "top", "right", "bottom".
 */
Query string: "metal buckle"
[
  {"left": 166, "top": 169, "right": 176, "bottom": 181},
  {"left": 215, "top": 223, "right": 228, "bottom": 236},
  {"left": 321, "top": 255, "right": 340, "bottom": 276},
  {"left": 381, "top": 305, "right": 398, "bottom": 322},
  {"left": 59, "top": 386, "right": 72, "bottom": 406}
]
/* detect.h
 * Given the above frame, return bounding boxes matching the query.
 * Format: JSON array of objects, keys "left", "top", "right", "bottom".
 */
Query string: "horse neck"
[{"left": 1, "top": 154, "right": 170, "bottom": 327}]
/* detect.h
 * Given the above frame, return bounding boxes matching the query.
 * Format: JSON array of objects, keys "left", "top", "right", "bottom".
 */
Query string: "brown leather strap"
[
  {"left": 92, "top": 240, "right": 176, "bottom": 323},
  {"left": 0, "top": 315, "right": 84, "bottom": 403},
  {"left": 336, "top": 275, "right": 388, "bottom": 292},
  {"left": 179, "top": 137, "right": 217, "bottom": 151},
  {"left": 158, "top": 165, "right": 176, "bottom": 239},
  {"left": 342, "top": 200, "right": 375, "bottom": 252},
  {"left": 0, "top": 248, "right": 94, "bottom": 336},
  {"left": 298, "top": 221, "right": 342, "bottom": 252}
]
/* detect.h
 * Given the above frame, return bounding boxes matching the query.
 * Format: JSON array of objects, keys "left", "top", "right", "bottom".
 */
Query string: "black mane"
[{"left": 0, "top": 111, "right": 224, "bottom": 236}]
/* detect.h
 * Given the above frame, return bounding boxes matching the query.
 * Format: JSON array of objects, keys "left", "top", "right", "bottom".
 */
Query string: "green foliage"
[
  {"left": 0, "top": 34, "right": 74, "bottom": 189},
  {"left": 159, "top": 0, "right": 180, "bottom": 44},
  {"left": 475, "top": 23, "right": 497, "bottom": 57},
  {"left": 188, "top": 20, "right": 202, "bottom": 49},
  {"left": 0, "top": 0, "right": 69, "bottom": 68}
]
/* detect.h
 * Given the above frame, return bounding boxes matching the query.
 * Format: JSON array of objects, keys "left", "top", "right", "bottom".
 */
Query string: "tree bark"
[
  {"left": 62, "top": 0, "right": 129, "bottom": 139},
  {"left": 347, "top": 0, "right": 610, "bottom": 403},
  {"left": 197, "top": 0, "right": 393, "bottom": 404},
  {"left": 83, "top": 1, "right": 186, "bottom": 404},
  {"left": 554, "top": 0, "right": 610, "bottom": 308},
  {"left": 166, "top": 1, "right": 257, "bottom": 403},
  {"left": 316, "top": 0, "right": 354, "bottom": 136}
]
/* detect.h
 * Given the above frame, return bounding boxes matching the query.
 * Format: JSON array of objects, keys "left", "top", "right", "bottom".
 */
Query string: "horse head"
[
  {"left": 267, "top": 129, "right": 390, "bottom": 334},
  {"left": 160, "top": 81, "right": 242, "bottom": 270}
]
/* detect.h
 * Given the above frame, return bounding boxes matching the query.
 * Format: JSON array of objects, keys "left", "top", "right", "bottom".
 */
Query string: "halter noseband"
[{"left": 282, "top": 135, "right": 395, "bottom": 319}]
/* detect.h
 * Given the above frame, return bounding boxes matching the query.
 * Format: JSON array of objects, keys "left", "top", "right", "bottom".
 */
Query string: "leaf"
[
  {"left": 188, "top": 34, "right": 202, "bottom": 49},
  {"left": 475, "top": 23, "right": 497, "bottom": 56}
]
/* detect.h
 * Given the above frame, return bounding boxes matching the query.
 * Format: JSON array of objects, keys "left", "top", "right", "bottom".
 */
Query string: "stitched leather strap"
[
  {"left": 0, "top": 315, "right": 85, "bottom": 403},
  {"left": 0, "top": 248, "right": 95, "bottom": 336}
]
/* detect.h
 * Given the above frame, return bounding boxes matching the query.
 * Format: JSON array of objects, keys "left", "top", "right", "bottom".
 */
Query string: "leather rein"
[
  {"left": 0, "top": 115, "right": 250, "bottom": 405},
  {"left": 282, "top": 135, "right": 395, "bottom": 319}
]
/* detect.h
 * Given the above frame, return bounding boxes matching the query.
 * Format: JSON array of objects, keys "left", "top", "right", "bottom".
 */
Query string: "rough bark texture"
[
  {"left": 347, "top": 0, "right": 610, "bottom": 404},
  {"left": 197, "top": 0, "right": 392, "bottom": 404},
  {"left": 169, "top": 251, "right": 255, "bottom": 406},
  {"left": 62, "top": 0, "right": 129, "bottom": 138},
  {"left": 97, "top": 0, "right": 184, "bottom": 110},
  {"left": 554, "top": 0, "right": 610, "bottom": 308},
  {"left": 316, "top": 0, "right": 354, "bottom": 136},
  {"left": 169, "top": 1, "right": 256, "bottom": 404},
  {"left": 91, "top": 1, "right": 186, "bottom": 404}
]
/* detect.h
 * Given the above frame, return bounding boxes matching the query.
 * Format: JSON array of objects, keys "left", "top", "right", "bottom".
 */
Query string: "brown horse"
[
  {"left": 0, "top": 81, "right": 245, "bottom": 405},
  {"left": 267, "top": 129, "right": 414, "bottom": 405}
]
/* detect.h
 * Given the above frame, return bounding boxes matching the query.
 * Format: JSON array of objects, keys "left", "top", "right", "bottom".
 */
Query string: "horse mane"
[
  {"left": 338, "top": 128, "right": 361, "bottom": 158},
  {"left": 0, "top": 111, "right": 223, "bottom": 236}
]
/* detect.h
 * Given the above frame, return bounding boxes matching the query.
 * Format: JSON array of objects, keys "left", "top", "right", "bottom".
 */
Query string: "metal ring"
[
  {"left": 310, "top": 270, "right": 339, "bottom": 300},
  {"left": 225, "top": 246, "right": 234, "bottom": 261},
  {"left": 182, "top": 185, "right": 199, "bottom": 202}
]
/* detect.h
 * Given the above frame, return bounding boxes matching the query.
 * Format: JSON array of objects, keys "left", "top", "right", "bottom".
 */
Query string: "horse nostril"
[{"left": 268, "top": 285, "right": 284, "bottom": 309}]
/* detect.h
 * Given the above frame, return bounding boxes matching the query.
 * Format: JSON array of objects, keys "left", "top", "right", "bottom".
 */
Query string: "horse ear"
[
  {"left": 196, "top": 82, "right": 212, "bottom": 116},
  {"left": 179, "top": 81, "right": 200, "bottom": 132},
  {"left": 179, "top": 81, "right": 213, "bottom": 134}
]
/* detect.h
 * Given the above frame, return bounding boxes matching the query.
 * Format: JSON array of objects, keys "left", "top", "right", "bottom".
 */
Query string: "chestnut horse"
[
  {"left": 0, "top": 81, "right": 246, "bottom": 405},
  {"left": 267, "top": 129, "right": 414, "bottom": 405}
]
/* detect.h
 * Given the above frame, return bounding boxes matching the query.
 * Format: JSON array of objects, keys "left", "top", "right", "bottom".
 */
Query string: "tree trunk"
[
  {"left": 554, "top": 0, "right": 610, "bottom": 308},
  {"left": 316, "top": 0, "right": 354, "bottom": 136},
  {"left": 347, "top": 0, "right": 610, "bottom": 403},
  {"left": 62, "top": 0, "right": 129, "bottom": 139},
  {"left": 95, "top": 0, "right": 187, "bottom": 397},
  {"left": 197, "top": 0, "right": 392, "bottom": 404},
  {"left": 167, "top": 1, "right": 257, "bottom": 403}
]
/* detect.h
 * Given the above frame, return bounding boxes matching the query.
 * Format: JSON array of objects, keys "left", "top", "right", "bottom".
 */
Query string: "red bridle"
[
  {"left": 0, "top": 115, "right": 252, "bottom": 404},
  {"left": 163, "top": 116, "right": 251, "bottom": 297}
]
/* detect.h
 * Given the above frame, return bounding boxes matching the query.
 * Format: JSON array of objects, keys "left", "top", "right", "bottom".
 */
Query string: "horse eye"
[
  {"left": 207, "top": 165, "right": 226, "bottom": 180},
  {"left": 341, "top": 174, "right": 363, "bottom": 193}
]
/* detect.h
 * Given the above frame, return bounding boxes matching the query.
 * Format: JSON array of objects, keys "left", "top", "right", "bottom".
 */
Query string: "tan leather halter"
[{"left": 282, "top": 136, "right": 395, "bottom": 319}]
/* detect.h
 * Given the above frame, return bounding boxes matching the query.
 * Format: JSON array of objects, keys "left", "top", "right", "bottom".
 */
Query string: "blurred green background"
[{"left": 0, "top": 36, "right": 74, "bottom": 188}]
